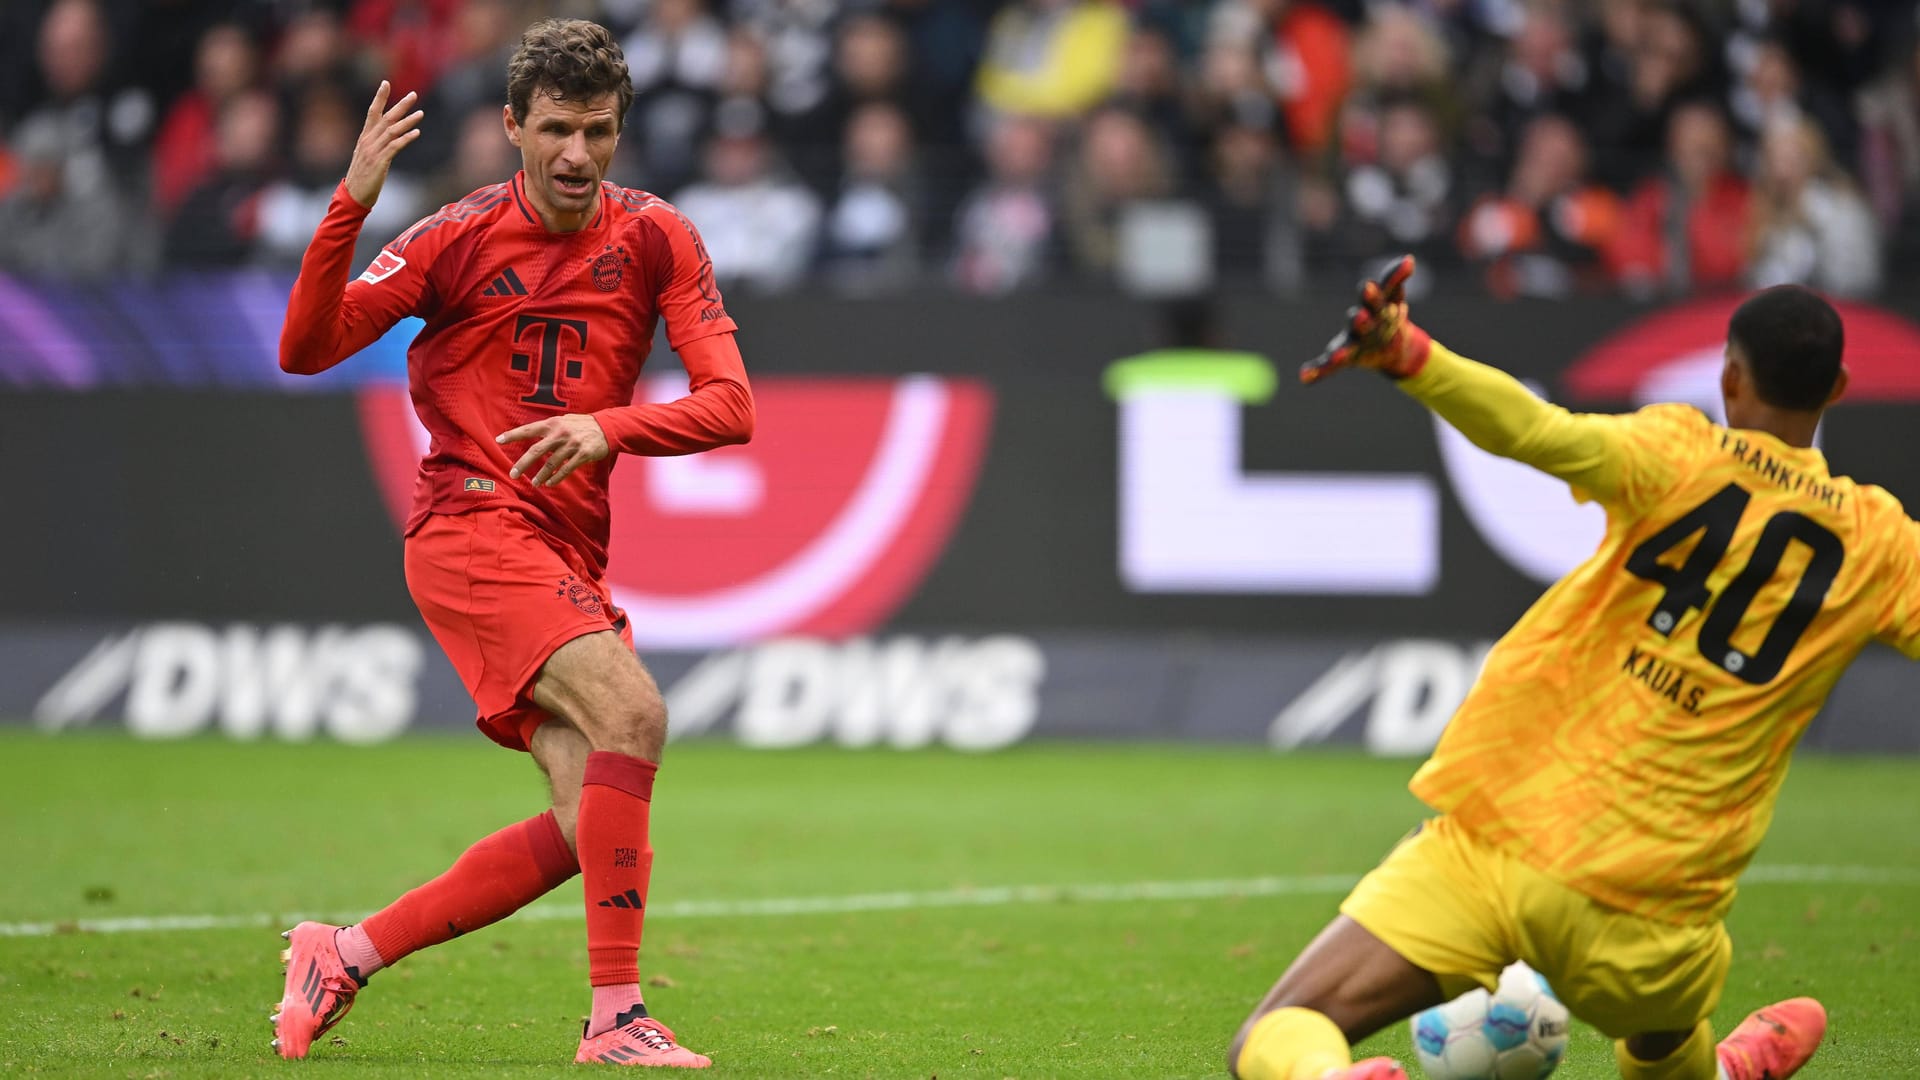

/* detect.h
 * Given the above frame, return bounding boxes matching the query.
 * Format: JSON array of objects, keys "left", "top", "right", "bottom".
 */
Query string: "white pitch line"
[{"left": 1, "top": 865, "right": 1914, "bottom": 940}]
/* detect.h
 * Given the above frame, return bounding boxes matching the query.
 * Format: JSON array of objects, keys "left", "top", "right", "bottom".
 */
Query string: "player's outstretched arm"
[
  {"left": 1301, "top": 255, "right": 1619, "bottom": 496},
  {"left": 279, "top": 82, "right": 425, "bottom": 376}
]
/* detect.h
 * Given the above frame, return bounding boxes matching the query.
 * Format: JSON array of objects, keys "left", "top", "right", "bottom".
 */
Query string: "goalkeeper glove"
[{"left": 1299, "top": 255, "right": 1433, "bottom": 385}]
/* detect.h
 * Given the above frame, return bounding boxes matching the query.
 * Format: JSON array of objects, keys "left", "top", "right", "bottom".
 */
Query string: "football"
[{"left": 1411, "top": 961, "right": 1570, "bottom": 1080}]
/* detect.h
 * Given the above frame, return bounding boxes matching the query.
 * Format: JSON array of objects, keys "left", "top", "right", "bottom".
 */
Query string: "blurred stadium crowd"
[{"left": 0, "top": 0, "right": 1915, "bottom": 298}]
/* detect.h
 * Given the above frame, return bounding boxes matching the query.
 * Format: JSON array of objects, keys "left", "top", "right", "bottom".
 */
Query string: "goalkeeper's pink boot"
[
  {"left": 1718, "top": 997, "right": 1826, "bottom": 1079},
  {"left": 271, "top": 922, "right": 366, "bottom": 1058},
  {"left": 1323, "top": 1059, "right": 1407, "bottom": 1079},
  {"left": 576, "top": 1008, "right": 711, "bottom": 1067}
]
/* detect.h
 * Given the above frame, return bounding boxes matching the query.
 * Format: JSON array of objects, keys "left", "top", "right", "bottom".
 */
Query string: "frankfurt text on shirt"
[{"left": 1719, "top": 432, "right": 1845, "bottom": 512}]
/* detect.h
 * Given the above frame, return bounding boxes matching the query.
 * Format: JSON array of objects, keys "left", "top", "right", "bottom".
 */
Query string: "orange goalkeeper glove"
[{"left": 1299, "top": 255, "right": 1433, "bottom": 385}]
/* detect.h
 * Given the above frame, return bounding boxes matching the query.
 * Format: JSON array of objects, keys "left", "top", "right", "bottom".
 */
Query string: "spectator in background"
[
  {"left": 344, "top": 0, "right": 460, "bottom": 104},
  {"left": 786, "top": 14, "right": 915, "bottom": 193},
  {"left": 257, "top": 85, "right": 421, "bottom": 271},
  {"left": 1108, "top": 24, "right": 1204, "bottom": 185},
  {"left": 1192, "top": 28, "right": 1277, "bottom": 140},
  {"left": 1583, "top": 0, "right": 1721, "bottom": 191},
  {"left": 1458, "top": 112, "right": 1619, "bottom": 297},
  {"left": 820, "top": 101, "right": 924, "bottom": 293},
  {"left": 884, "top": 0, "right": 990, "bottom": 149},
  {"left": 1577, "top": 0, "right": 1643, "bottom": 139},
  {"left": 407, "top": 0, "right": 519, "bottom": 175},
  {"left": 0, "top": 112, "right": 134, "bottom": 279},
  {"left": 17, "top": 0, "right": 151, "bottom": 206},
  {"left": 272, "top": 9, "right": 358, "bottom": 108},
  {"left": 1606, "top": 100, "right": 1750, "bottom": 298},
  {"left": 711, "top": 28, "right": 773, "bottom": 163},
  {"left": 1207, "top": 0, "right": 1350, "bottom": 156},
  {"left": 950, "top": 114, "right": 1058, "bottom": 293},
  {"left": 1347, "top": 7, "right": 1462, "bottom": 143},
  {"left": 1731, "top": 37, "right": 1857, "bottom": 176},
  {"left": 975, "top": 0, "right": 1129, "bottom": 122},
  {"left": 730, "top": 0, "right": 838, "bottom": 134},
  {"left": 1332, "top": 96, "right": 1454, "bottom": 273},
  {"left": 1746, "top": 0, "right": 1883, "bottom": 102},
  {"left": 151, "top": 23, "right": 260, "bottom": 216},
  {"left": 624, "top": 0, "right": 730, "bottom": 195},
  {"left": 1465, "top": 5, "right": 1587, "bottom": 192},
  {"left": 1060, "top": 105, "right": 1176, "bottom": 278},
  {"left": 425, "top": 102, "right": 523, "bottom": 209},
  {"left": 163, "top": 90, "right": 279, "bottom": 268},
  {"left": 674, "top": 121, "right": 821, "bottom": 292},
  {"left": 1203, "top": 116, "right": 1303, "bottom": 291},
  {"left": 1858, "top": 32, "right": 1920, "bottom": 251},
  {"left": 1748, "top": 113, "right": 1881, "bottom": 297}
]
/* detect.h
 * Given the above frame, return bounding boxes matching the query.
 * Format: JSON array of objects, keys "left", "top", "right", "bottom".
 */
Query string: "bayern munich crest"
[
  {"left": 557, "top": 574, "right": 604, "bottom": 616},
  {"left": 592, "top": 245, "right": 628, "bottom": 292}
]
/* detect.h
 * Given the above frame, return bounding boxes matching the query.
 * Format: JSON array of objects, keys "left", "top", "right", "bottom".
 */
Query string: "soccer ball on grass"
[{"left": 1411, "top": 961, "right": 1569, "bottom": 1080}]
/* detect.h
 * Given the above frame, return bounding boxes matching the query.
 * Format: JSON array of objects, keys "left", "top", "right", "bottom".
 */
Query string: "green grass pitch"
[{"left": 2, "top": 731, "right": 1915, "bottom": 1077}]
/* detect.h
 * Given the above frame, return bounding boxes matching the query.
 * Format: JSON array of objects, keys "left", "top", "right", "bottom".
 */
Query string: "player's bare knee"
[
  {"left": 598, "top": 698, "right": 665, "bottom": 759},
  {"left": 565, "top": 679, "right": 665, "bottom": 758}
]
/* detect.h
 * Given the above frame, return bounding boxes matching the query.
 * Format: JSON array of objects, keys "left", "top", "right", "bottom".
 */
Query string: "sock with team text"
[
  {"left": 354, "top": 810, "right": 578, "bottom": 977},
  {"left": 1234, "top": 1007, "right": 1351, "bottom": 1080},
  {"left": 1613, "top": 1021, "right": 1717, "bottom": 1080},
  {"left": 578, "top": 750, "right": 657, "bottom": 1036}
]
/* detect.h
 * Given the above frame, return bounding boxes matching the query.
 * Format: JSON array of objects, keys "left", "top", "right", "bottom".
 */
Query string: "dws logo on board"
[
  {"left": 664, "top": 635, "right": 1046, "bottom": 751},
  {"left": 1107, "top": 301, "right": 1920, "bottom": 594},
  {"left": 360, "top": 376, "right": 993, "bottom": 647},
  {"left": 34, "top": 623, "right": 423, "bottom": 743},
  {"left": 1270, "top": 639, "right": 1494, "bottom": 756}
]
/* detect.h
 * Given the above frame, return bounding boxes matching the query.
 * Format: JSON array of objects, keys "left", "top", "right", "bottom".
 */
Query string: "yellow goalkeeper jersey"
[{"left": 1400, "top": 343, "right": 1920, "bottom": 925}]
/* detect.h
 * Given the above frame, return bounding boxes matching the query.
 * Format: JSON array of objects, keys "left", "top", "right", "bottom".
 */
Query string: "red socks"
[
  {"left": 352, "top": 809, "right": 578, "bottom": 974},
  {"left": 579, "top": 751, "right": 657, "bottom": 1032},
  {"left": 330, "top": 753, "right": 659, "bottom": 1040}
]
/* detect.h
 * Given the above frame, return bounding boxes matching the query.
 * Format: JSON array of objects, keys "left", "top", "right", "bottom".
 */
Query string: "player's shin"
[
  {"left": 1234, "top": 1008, "right": 1352, "bottom": 1080},
  {"left": 1614, "top": 1021, "right": 1719, "bottom": 1080},
  {"left": 577, "top": 750, "right": 659, "bottom": 1036},
  {"left": 355, "top": 809, "right": 579, "bottom": 973}
]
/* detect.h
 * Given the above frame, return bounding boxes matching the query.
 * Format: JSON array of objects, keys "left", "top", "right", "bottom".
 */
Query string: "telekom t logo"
[
  {"left": 511, "top": 314, "right": 588, "bottom": 408},
  {"left": 1105, "top": 352, "right": 1604, "bottom": 594}
]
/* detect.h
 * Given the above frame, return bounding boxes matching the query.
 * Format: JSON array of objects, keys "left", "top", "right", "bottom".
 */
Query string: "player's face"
[{"left": 505, "top": 91, "right": 621, "bottom": 231}]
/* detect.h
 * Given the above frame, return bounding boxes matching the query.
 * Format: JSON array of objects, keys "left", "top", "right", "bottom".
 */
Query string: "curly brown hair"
[{"left": 505, "top": 19, "right": 633, "bottom": 131}]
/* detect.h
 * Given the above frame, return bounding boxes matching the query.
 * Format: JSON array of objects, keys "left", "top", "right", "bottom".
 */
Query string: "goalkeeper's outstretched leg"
[{"left": 1227, "top": 915, "right": 1442, "bottom": 1080}]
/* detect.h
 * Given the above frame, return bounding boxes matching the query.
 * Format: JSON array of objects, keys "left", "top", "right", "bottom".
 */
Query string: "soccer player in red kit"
[{"left": 269, "top": 19, "right": 750, "bottom": 1068}]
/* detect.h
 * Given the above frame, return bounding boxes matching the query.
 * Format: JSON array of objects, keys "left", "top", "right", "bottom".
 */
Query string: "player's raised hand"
[
  {"left": 497, "top": 415, "right": 611, "bottom": 487},
  {"left": 344, "top": 81, "right": 425, "bottom": 209},
  {"left": 1300, "top": 255, "right": 1431, "bottom": 385}
]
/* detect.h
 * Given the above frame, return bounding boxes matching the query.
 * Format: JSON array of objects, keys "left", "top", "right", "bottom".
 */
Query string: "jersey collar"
[{"left": 511, "top": 171, "right": 610, "bottom": 234}]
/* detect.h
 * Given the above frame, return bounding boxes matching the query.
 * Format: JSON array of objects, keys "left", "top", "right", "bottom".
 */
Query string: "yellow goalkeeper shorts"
[{"left": 1339, "top": 815, "right": 1731, "bottom": 1038}]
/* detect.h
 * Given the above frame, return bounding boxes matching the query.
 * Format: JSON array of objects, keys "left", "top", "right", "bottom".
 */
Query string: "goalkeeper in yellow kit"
[{"left": 1227, "top": 258, "right": 1910, "bottom": 1080}]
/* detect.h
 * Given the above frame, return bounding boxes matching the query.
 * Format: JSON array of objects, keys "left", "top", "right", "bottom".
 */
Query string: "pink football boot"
[
  {"left": 576, "top": 1008, "right": 712, "bottom": 1068},
  {"left": 1719, "top": 997, "right": 1827, "bottom": 1080},
  {"left": 271, "top": 922, "right": 366, "bottom": 1058}
]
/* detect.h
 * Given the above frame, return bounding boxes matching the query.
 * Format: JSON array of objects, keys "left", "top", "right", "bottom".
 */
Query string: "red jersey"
[{"left": 281, "top": 173, "right": 753, "bottom": 572}]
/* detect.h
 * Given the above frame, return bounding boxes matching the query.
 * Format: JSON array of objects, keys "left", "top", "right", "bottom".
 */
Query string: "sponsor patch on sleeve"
[{"left": 357, "top": 250, "right": 407, "bottom": 284}]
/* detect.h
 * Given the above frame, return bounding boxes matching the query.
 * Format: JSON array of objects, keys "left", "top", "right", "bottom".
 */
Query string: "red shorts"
[{"left": 405, "top": 508, "right": 632, "bottom": 751}]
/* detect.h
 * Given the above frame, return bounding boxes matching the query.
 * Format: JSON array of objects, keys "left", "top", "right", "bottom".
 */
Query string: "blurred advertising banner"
[
  {"left": 5, "top": 278, "right": 1920, "bottom": 748},
  {"left": 6, "top": 624, "right": 1917, "bottom": 754}
]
